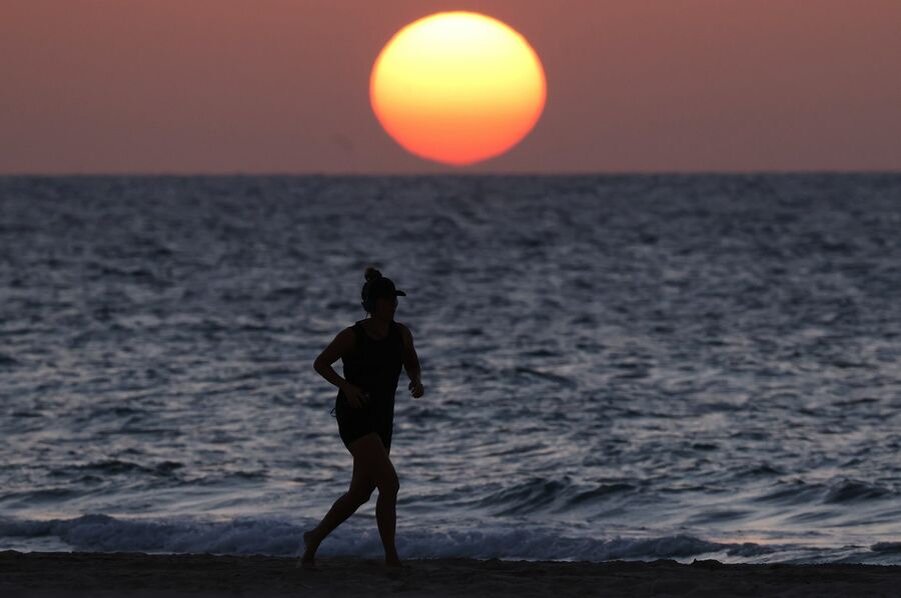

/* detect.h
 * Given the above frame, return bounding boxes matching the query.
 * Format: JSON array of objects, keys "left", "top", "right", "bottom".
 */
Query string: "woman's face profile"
[{"left": 372, "top": 295, "right": 398, "bottom": 319}]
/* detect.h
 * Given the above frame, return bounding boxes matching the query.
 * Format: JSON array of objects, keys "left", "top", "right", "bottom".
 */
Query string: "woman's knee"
[
  {"left": 377, "top": 473, "right": 399, "bottom": 497},
  {"left": 346, "top": 484, "right": 375, "bottom": 506}
]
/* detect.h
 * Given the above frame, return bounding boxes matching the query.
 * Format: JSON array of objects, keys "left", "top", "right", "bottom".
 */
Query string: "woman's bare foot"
[{"left": 296, "top": 530, "right": 318, "bottom": 568}]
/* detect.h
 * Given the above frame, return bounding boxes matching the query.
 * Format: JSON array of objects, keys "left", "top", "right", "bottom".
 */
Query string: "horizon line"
[{"left": 2, "top": 168, "right": 900, "bottom": 178}]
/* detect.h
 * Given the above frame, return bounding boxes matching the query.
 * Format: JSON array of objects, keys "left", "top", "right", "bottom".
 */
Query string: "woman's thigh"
[
  {"left": 348, "top": 431, "right": 398, "bottom": 493},
  {"left": 347, "top": 450, "right": 377, "bottom": 501}
]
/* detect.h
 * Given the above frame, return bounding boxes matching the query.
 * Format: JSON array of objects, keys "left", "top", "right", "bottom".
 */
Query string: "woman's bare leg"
[
  {"left": 355, "top": 433, "right": 401, "bottom": 565},
  {"left": 372, "top": 446, "right": 400, "bottom": 565},
  {"left": 301, "top": 447, "right": 375, "bottom": 565},
  {"left": 305, "top": 432, "right": 401, "bottom": 566}
]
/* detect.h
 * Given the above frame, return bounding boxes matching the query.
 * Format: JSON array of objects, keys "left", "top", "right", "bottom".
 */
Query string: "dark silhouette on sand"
[{"left": 300, "top": 267, "right": 424, "bottom": 568}]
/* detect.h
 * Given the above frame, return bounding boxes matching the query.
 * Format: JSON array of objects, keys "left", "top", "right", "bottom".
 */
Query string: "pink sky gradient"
[{"left": 2, "top": 0, "right": 900, "bottom": 174}]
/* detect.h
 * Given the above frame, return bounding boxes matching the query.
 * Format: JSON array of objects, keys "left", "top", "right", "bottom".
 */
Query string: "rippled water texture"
[{"left": 1, "top": 174, "right": 899, "bottom": 563}]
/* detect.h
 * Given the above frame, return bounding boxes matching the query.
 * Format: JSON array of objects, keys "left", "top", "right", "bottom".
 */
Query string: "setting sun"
[{"left": 370, "top": 11, "right": 546, "bottom": 166}]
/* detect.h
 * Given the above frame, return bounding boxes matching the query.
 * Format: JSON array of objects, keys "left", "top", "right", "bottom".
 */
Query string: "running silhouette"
[{"left": 300, "top": 266, "right": 424, "bottom": 568}]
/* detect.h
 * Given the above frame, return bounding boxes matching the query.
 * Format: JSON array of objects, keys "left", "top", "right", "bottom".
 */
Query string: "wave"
[
  {"left": 464, "top": 476, "right": 639, "bottom": 516},
  {"left": 456, "top": 474, "right": 895, "bottom": 516},
  {"left": 0, "top": 513, "right": 897, "bottom": 564},
  {"left": 754, "top": 477, "right": 899, "bottom": 506},
  {"left": 69, "top": 459, "right": 185, "bottom": 477},
  {"left": 0, "top": 352, "right": 20, "bottom": 367}
]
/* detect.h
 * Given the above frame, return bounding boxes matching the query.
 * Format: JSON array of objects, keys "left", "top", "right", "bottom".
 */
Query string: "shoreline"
[{"left": 3, "top": 551, "right": 901, "bottom": 597}]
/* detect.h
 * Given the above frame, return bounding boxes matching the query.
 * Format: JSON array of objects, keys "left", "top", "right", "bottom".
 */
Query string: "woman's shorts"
[{"left": 335, "top": 399, "right": 392, "bottom": 452}]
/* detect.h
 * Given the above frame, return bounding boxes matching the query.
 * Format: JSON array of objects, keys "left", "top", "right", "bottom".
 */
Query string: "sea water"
[{"left": 1, "top": 173, "right": 899, "bottom": 564}]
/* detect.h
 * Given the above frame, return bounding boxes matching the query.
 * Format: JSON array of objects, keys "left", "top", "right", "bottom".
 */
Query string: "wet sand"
[{"left": 3, "top": 550, "right": 901, "bottom": 597}]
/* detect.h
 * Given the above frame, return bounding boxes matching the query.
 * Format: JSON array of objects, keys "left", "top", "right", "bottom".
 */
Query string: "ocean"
[{"left": 1, "top": 173, "right": 899, "bottom": 564}]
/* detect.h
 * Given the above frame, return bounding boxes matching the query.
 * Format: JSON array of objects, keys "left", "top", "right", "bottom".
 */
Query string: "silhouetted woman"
[{"left": 300, "top": 266, "right": 424, "bottom": 568}]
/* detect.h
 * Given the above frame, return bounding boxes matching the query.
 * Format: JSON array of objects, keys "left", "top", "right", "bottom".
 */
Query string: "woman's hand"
[
  {"left": 408, "top": 379, "right": 424, "bottom": 399},
  {"left": 341, "top": 382, "right": 371, "bottom": 409}
]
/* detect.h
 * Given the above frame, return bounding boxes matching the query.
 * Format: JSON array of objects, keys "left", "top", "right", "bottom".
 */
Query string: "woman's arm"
[
  {"left": 398, "top": 323, "right": 421, "bottom": 384},
  {"left": 313, "top": 327, "right": 355, "bottom": 390}
]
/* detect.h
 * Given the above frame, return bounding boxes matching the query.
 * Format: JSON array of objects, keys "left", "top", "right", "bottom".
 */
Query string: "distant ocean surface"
[{"left": 1, "top": 174, "right": 900, "bottom": 564}]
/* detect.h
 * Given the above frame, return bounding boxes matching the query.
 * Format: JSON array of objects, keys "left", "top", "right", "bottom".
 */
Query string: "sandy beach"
[{"left": 2, "top": 551, "right": 901, "bottom": 597}]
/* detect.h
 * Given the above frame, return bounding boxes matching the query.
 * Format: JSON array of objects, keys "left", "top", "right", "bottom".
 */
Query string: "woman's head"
[{"left": 360, "top": 266, "right": 406, "bottom": 318}]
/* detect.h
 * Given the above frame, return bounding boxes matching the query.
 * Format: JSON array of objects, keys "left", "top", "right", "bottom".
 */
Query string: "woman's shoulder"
[{"left": 337, "top": 323, "right": 361, "bottom": 347}]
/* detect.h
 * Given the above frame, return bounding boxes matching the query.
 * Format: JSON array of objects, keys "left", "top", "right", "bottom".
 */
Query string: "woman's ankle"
[{"left": 304, "top": 529, "right": 322, "bottom": 551}]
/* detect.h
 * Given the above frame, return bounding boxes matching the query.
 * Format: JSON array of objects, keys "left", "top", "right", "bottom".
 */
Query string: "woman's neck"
[
  {"left": 364, "top": 316, "right": 391, "bottom": 334},
  {"left": 363, "top": 316, "right": 391, "bottom": 339}
]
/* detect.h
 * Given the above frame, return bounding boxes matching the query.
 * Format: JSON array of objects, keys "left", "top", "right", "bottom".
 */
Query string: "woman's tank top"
[{"left": 330, "top": 319, "right": 404, "bottom": 415}]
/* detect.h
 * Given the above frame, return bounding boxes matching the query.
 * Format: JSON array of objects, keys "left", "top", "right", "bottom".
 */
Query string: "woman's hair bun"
[{"left": 364, "top": 266, "right": 382, "bottom": 282}]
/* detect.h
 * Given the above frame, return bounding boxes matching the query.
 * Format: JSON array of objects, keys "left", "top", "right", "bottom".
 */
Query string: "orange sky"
[{"left": 2, "top": 0, "right": 900, "bottom": 174}]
